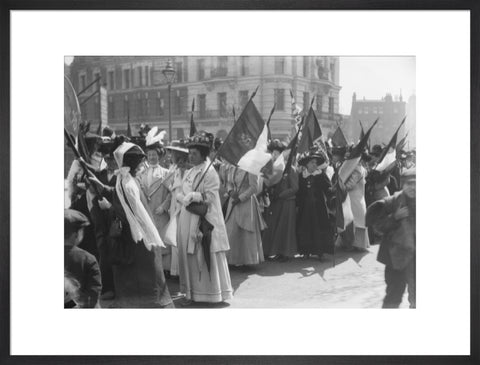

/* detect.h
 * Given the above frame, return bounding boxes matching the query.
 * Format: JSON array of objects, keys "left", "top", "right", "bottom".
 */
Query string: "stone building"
[
  {"left": 348, "top": 92, "right": 408, "bottom": 147},
  {"left": 68, "top": 56, "right": 343, "bottom": 140}
]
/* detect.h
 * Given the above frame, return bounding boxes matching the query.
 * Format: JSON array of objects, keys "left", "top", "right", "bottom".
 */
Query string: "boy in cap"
[
  {"left": 366, "top": 169, "right": 416, "bottom": 308},
  {"left": 64, "top": 209, "right": 102, "bottom": 308}
]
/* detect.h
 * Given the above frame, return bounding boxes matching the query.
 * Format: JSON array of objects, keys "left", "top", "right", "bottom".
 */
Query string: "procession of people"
[{"left": 64, "top": 87, "right": 416, "bottom": 310}]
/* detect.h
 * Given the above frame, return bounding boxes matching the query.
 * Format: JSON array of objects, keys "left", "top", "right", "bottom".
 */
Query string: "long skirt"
[
  {"left": 262, "top": 199, "right": 297, "bottom": 257},
  {"left": 177, "top": 209, "right": 233, "bottom": 303},
  {"left": 226, "top": 214, "right": 264, "bottom": 266},
  {"left": 337, "top": 223, "right": 370, "bottom": 250},
  {"left": 112, "top": 244, "right": 174, "bottom": 308}
]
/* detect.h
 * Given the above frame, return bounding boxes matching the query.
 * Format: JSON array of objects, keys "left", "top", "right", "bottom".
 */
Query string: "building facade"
[
  {"left": 347, "top": 93, "right": 408, "bottom": 147},
  {"left": 68, "top": 56, "right": 342, "bottom": 141}
]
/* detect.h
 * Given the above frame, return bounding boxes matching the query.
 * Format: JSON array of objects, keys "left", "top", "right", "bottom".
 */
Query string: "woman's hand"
[{"left": 155, "top": 206, "right": 164, "bottom": 215}]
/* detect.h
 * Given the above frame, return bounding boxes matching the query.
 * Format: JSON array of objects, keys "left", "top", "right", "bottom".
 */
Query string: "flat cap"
[{"left": 65, "top": 209, "right": 90, "bottom": 232}]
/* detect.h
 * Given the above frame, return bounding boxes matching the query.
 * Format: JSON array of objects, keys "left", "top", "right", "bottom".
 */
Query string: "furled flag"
[
  {"left": 396, "top": 131, "right": 409, "bottom": 156},
  {"left": 283, "top": 124, "right": 301, "bottom": 177},
  {"left": 338, "top": 118, "right": 378, "bottom": 183},
  {"left": 217, "top": 90, "right": 271, "bottom": 176},
  {"left": 331, "top": 126, "right": 348, "bottom": 147},
  {"left": 266, "top": 103, "right": 276, "bottom": 141},
  {"left": 375, "top": 117, "right": 406, "bottom": 172},
  {"left": 296, "top": 106, "right": 323, "bottom": 154},
  {"left": 189, "top": 98, "right": 197, "bottom": 137},
  {"left": 126, "top": 107, "right": 132, "bottom": 138}
]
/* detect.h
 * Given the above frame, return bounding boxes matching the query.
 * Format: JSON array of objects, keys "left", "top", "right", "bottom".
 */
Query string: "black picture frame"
[{"left": 1, "top": 1, "right": 479, "bottom": 364}]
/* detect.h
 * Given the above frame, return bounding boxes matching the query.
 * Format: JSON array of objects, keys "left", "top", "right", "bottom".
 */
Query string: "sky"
[{"left": 338, "top": 56, "right": 416, "bottom": 115}]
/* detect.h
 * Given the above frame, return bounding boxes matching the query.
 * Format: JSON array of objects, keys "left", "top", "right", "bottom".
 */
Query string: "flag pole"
[{"left": 193, "top": 86, "right": 260, "bottom": 191}]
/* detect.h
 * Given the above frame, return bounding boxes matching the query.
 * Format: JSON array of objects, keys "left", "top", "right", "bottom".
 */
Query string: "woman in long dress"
[
  {"left": 176, "top": 131, "right": 233, "bottom": 304},
  {"left": 102, "top": 139, "right": 174, "bottom": 308},
  {"left": 262, "top": 141, "right": 298, "bottom": 261},
  {"left": 224, "top": 166, "right": 265, "bottom": 266},
  {"left": 338, "top": 162, "right": 370, "bottom": 251},
  {"left": 137, "top": 128, "right": 173, "bottom": 272},
  {"left": 296, "top": 148, "right": 336, "bottom": 259},
  {"left": 163, "top": 140, "right": 190, "bottom": 277}
]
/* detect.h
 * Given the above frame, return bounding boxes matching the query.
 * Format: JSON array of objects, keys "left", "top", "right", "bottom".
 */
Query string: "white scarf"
[{"left": 115, "top": 167, "right": 165, "bottom": 250}]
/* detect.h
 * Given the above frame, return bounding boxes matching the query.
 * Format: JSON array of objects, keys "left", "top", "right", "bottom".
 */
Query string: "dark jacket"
[
  {"left": 366, "top": 191, "right": 415, "bottom": 270},
  {"left": 64, "top": 245, "right": 102, "bottom": 308}
]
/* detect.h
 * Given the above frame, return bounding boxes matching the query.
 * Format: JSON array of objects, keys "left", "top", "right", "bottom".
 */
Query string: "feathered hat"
[
  {"left": 267, "top": 139, "right": 287, "bottom": 153},
  {"left": 145, "top": 126, "right": 167, "bottom": 156}
]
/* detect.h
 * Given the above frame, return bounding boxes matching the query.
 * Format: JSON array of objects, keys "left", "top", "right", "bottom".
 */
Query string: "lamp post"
[{"left": 162, "top": 59, "right": 176, "bottom": 142}]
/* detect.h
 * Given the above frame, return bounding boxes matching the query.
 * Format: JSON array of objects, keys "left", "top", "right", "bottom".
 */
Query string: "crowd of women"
[{"left": 64, "top": 124, "right": 416, "bottom": 309}]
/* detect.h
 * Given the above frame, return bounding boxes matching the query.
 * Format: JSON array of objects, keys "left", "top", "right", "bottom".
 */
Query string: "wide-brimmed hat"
[
  {"left": 297, "top": 147, "right": 327, "bottom": 167},
  {"left": 186, "top": 130, "right": 214, "bottom": 150},
  {"left": 165, "top": 139, "right": 189, "bottom": 154}
]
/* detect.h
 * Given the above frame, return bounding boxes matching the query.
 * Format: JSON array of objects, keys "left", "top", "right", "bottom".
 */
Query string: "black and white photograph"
[
  {"left": 64, "top": 55, "right": 416, "bottom": 309},
  {"left": 5, "top": 7, "right": 474, "bottom": 361}
]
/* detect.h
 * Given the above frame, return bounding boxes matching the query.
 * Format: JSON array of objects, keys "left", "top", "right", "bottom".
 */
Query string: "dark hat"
[
  {"left": 371, "top": 144, "right": 383, "bottom": 157},
  {"left": 166, "top": 139, "right": 189, "bottom": 154},
  {"left": 65, "top": 209, "right": 90, "bottom": 235},
  {"left": 331, "top": 146, "right": 347, "bottom": 157},
  {"left": 297, "top": 147, "right": 327, "bottom": 167},
  {"left": 102, "top": 125, "right": 116, "bottom": 138},
  {"left": 267, "top": 139, "right": 287, "bottom": 153},
  {"left": 187, "top": 130, "right": 214, "bottom": 150}
]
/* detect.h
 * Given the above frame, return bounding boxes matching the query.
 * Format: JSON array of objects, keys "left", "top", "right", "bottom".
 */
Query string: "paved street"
[{"left": 163, "top": 244, "right": 409, "bottom": 309}]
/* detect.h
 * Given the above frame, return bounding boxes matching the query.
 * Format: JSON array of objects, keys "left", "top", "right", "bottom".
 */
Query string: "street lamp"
[{"left": 162, "top": 59, "right": 176, "bottom": 142}]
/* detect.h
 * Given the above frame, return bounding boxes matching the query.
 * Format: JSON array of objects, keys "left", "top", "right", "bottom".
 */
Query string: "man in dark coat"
[
  {"left": 366, "top": 168, "right": 416, "bottom": 308},
  {"left": 64, "top": 209, "right": 102, "bottom": 308}
]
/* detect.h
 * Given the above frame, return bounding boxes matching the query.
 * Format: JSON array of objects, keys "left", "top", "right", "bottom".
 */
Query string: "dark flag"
[
  {"left": 217, "top": 92, "right": 270, "bottom": 175},
  {"left": 296, "top": 107, "right": 323, "bottom": 154},
  {"left": 126, "top": 107, "right": 132, "bottom": 138},
  {"left": 331, "top": 126, "right": 348, "bottom": 147},
  {"left": 283, "top": 126, "right": 300, "bottom": 177},
  {"left": 338, "top": 118, "right": 378, "bottom": 183},
  {"left": 189, "top": 98, "right": 197, "bottom": 137},
  {"left": 396, "top": 131, "right": 409, "bottom": 155},
  {"left": 375, "top": 117, "right": 406, "bottom": 172},
  {"left": 266, "top": 103, "right": 275, "bottom": 141}
]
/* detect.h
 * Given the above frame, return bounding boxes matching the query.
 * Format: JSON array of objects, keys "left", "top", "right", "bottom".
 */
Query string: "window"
[
  {"left": 275, "top": 57, "right": 285, "bottom": 74},
  {"left": 123, "top": 69, "right": 131, "bottom": 89},
  {"left": 197, "top": 59, "right": 205, "bottom": 81},
  {"left": 328, "top": 97, "right": 335, "bottom": 114},
  {"left": 358, "top": 108, "right": 363, "bottom": 114},
  {"left": 378, "top": 106, "right": 384, "bottom": 114},
  {"left": 274, "top": 89, "right": 285, "bottom": 111},
  {"left": 240, "top": 56, "right": 248, "bottom": 76},
  {"left": 364, "top": 106, "right": 369, "bottom": 114},
  {"left": 239, "top": 90, "right": 249, "bottom": 109},
  {"left": 316, "top": 95, "right": 323, "bottom": 113},
  {"left": 144, "top": 93, "right": 150, "bottom": 116},
  {"left": 330, "top": 62, "right": 335, "bottom": 81},
  {"left": 198, "top": 94, "right": 206, "bottom": 118},
  {"left": 93, "top": 72, "right": 101, "bottom": 89},
  {"left": 215, "top": 57, "right": 228, "bottom": 77},
  {"left": 303, "top": 57, "right": 309, "bottom": 77},
  {"left": 174, "top": 90, "right": 182, "bottom": 115},
  {"left": 303, "top": 92, "right": 310, "bottom": 111},
  {"left": 156, "top": 92, "right": 164, "bottom": 116},
  {"left": 108, "top": 97, "right": 115, "bottom": 119},
  {"left": 176, "top": 62, "right": 183, "bottom": 83},
  {"left": 79, "top": 74, "right": 86, "bottom": 90},
  {"left": 108, "top": 71, "right": 115, "bottom": 90},
  {"left": 145, "top": 66, "right": 149, "bottom": 86},
  {"left": 373, "top": 107, "right": 378, "bottom": 114},
  {"left": 138, "top": 67, "right": 143, "bottom": 87},
  {"left": 218, "top": 92, "right": 227, "bottom": 117}
]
